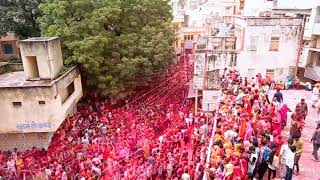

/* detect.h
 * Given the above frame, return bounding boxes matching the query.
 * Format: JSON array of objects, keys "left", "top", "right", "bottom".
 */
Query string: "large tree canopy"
[
  {"left": 39, "top": 0, "right": 175, "bottom": 96},
  {"left": 0, "top": 0, "right": 42, "bottom": 38}
]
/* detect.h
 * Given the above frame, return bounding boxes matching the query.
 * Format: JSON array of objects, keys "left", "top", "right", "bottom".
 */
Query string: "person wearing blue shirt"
[{"left": 274, "top": 89, "right": 283, "bottom": 103}]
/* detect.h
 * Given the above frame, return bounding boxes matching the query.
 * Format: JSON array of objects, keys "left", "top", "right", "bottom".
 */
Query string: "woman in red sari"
[
  {"left": 243, "top": 102, "right": 252, "bottom": 115},
  {"left": 272, "top": 110, "right": 282, "bottom": 134}
]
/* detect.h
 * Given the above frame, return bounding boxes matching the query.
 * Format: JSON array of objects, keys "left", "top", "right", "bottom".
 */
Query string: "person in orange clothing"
[
  {"left": 15, "top": 155, "right": 24, "bottom": 173},
  {"left": 238, "top": 117, "right": 247, "bottom": 139}
]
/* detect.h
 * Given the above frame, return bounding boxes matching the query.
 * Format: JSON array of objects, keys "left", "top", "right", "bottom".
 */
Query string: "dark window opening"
[
  {"left": 61, "top": 81, "right": 75, "bottom": 104},
  {"left": 12, "top": 102, "right": 22, "bottom": 107},
  {"left": 38, "top": 101, "right": 45, "bottom": 105},
  {"left": 3, "top": 44, "right": 13, "bottom": 54}
]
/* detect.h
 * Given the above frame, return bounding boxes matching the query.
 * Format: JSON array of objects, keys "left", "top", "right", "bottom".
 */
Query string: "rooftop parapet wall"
[
  {"left": 235, "top": 16, "right": 303, "bottom": 27},
  {"left": 245, "top": 17, "right": 303, "bottom": 26},
  {"left": 0, "top": 63, "right": 23, "bottom": 75}
]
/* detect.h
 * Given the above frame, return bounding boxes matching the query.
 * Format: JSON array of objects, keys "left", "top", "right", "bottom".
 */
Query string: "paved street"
[{"left": 280, "top": 90, "right": 320, "bottom": 180}]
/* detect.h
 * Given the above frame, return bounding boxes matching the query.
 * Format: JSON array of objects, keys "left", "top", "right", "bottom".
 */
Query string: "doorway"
[{"left": 25, "top": 56, "right": 39, "bottom": 79}]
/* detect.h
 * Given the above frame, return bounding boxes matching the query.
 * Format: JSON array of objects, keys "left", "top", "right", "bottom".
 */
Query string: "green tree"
[
  {"left": 0, "top": 0, "right": 42, "bottom": 38},
  {"left": 39, "top": 0, "right": 175, "bottom": 96}
]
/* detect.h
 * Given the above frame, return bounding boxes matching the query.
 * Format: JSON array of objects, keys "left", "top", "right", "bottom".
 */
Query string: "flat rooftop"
[
  {"left": 0, "top": 71, "right": 52, "bottom": 88},
  {"left": 20, "top": 37, "right": 58, "bottom": 42}
]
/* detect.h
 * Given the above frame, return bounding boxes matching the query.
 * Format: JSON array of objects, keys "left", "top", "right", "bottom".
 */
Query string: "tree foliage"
[
  {"left": 0, "top": 0, "right": 42, "bottom": 38},
  {"left": 39, "top": 0, "right": 175, "bottom": 96}
]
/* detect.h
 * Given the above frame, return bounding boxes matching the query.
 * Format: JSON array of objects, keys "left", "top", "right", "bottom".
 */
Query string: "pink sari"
[
  {"left": 245, "top": 122, "right": 253, "bottom": 141},
  {"left": 279, "top": 104, "right": 289, "bottom": 126}
]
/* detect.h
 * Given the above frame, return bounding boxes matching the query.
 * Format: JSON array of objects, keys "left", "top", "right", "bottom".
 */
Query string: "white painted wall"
[
  {"left": 243, "top": 0, "right": 273, "bottom": 16},
  {"left": 236, "top": 18, "right": 301, "bottom": 80},
  {"left": 276, "top": 0, "right": 316, "bottom": 9}
]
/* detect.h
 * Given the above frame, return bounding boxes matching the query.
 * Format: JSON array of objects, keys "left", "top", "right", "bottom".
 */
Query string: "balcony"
[
  {"left": 304, "top": 66, "right": 320, "bottom": 81},
  {"left": 313, "top": 23, "right": 320, "bottom": 36},
  {"left": 310, "top": 38, "right": 320, "bottom": 52}
]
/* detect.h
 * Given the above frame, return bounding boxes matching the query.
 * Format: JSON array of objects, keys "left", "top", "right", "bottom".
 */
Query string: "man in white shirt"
[
  {"left": 279, "top": 138, "right": 293, "bottom": 178},
  {"left": 263, "top": 84, "right": 270, "bottom": 103},
  {"left": 312, "top": 85, "right": 319, "bottom": 107},
  {"left": 285, "top": 146, "right": 296, "bottom": 180},
  {"left": 235, "top": 90, "right": 246, "bottom": 105},
  {"left": 224, "top": 128, "right": 238, "bottom": 140},
  {"left": 181, "top": 169, "right": 190, "bottom": 180}
]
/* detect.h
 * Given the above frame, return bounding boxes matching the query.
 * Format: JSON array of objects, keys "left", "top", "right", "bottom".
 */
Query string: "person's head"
[
  {"left": 294, "top": 137, "right": 300, "bottom": 142},
  {"left": 184, "top": 169, "right": 188, "bottom": 174},
  {"left": 238, "top": 146, "right": 245, "bottom": 153},
  {"left": 249, "top": 146, "right": 255, "bottom": 153},
  {"left": 265, "top": 134, "right": 270, "bottom": 142},
  {"left": 277, "top": 89, "right": 280, "bottom": 92},
  {"left": 224, "top": 157, "right": 231, "bottom": 164},
  {"left": 301, "top": 98, "right": 305, "bottom": 103}
]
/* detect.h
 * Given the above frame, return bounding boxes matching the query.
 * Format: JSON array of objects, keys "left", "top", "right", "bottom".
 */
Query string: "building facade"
[
  {"left": 0, "top": 37, "right": 83, "bottom": 150},
  {"left": 235, "top": 17, "right": 303, "bottom": 80},
  {"left": 0, "top": 34, "right": 20, "bottom": 62},
  {"left": 304, "top": 2, "right": 320, "bottom": 82}
]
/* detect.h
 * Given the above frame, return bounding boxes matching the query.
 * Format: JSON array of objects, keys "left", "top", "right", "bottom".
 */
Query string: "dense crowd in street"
[{"left": 0, "top": 60, "right": 320, "bottom": 180}]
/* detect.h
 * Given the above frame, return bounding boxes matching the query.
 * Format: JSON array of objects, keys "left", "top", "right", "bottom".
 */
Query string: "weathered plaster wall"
[
  {"left": 19, "top": 38, "right": 63, "bottom": 80},
  {"left": 0, "top": 132, "right": 54, "bottom": 151},
  {"left": 236, "top": 18, "right": 302, "bottom": 80},
  {"left": 0, "top": 67, "right": 83, "bottom": 134}
]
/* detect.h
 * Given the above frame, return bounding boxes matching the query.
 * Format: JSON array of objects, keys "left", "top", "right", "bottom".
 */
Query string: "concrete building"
[
  {"left": 0, "top": 34, "right": 20, "bottom": 62},
  {"left": 304, "top": 2, "right": 320, "bottom": 82},
  {"left": 242, "top": 0, "right": 317, "bottom": 77},
  {"left": 0, "top": 37, "right": 83, "bottom": 150},
  {"left": 234, "top": 16, "right": 303, "bottom": 80}
]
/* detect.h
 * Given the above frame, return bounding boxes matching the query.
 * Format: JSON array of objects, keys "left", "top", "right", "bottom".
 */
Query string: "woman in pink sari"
[
  {"left": 244, "top": 122, "right": 253, "bottom": 141},
  {"left": 279, "top": 103, "right": 291, "bottom": 128}
]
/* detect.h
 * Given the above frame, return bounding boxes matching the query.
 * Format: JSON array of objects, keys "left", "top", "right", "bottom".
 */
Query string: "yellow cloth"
[
  {"left": 225, "top": 163, "right": 234, "bottom": 176},
  {"left": 15, "top": 159, "right": 23, "bottom": 171},
  {"left": 293, "top": 139, "right": 304, "bottom": 156},
  {"left": 215, "top": 134, "right": 222, "bottom": 141}
]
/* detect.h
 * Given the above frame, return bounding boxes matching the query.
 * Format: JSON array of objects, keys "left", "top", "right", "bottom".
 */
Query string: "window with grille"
[
  {"left": 269, "top": 37, "right": 280, "bottom": 51},
  {"left": 249, "top": 36, "right": 258, "bottom": 51}
]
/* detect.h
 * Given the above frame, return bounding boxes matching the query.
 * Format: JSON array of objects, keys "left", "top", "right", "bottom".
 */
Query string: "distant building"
[
  {"left": 0, "top": 37, "right": 83, "bottom": 150},
  {"left": 234, "top": 16, "right": 303, "bottom": 80},
  {"left": 0, "top": 34, "right": 20, "bottom": 62},
  {"left": 242, "top": 0, "right": 317, "bottom": 80},
  {"left": 304, "top": 3, "right": 320, "bottom": 81}
]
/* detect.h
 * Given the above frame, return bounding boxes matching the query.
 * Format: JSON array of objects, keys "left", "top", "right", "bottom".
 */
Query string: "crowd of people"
[
  {"left": 0, "top": 59, "right": 318, "bottom": 180},
  {"left": 0, "top": 60, "right": 214, "bottom": 179}
]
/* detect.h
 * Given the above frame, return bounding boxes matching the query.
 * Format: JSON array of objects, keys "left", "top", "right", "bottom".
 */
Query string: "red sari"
[{"left": 240, "top": 159, "right": 248, "bottom": 180}]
